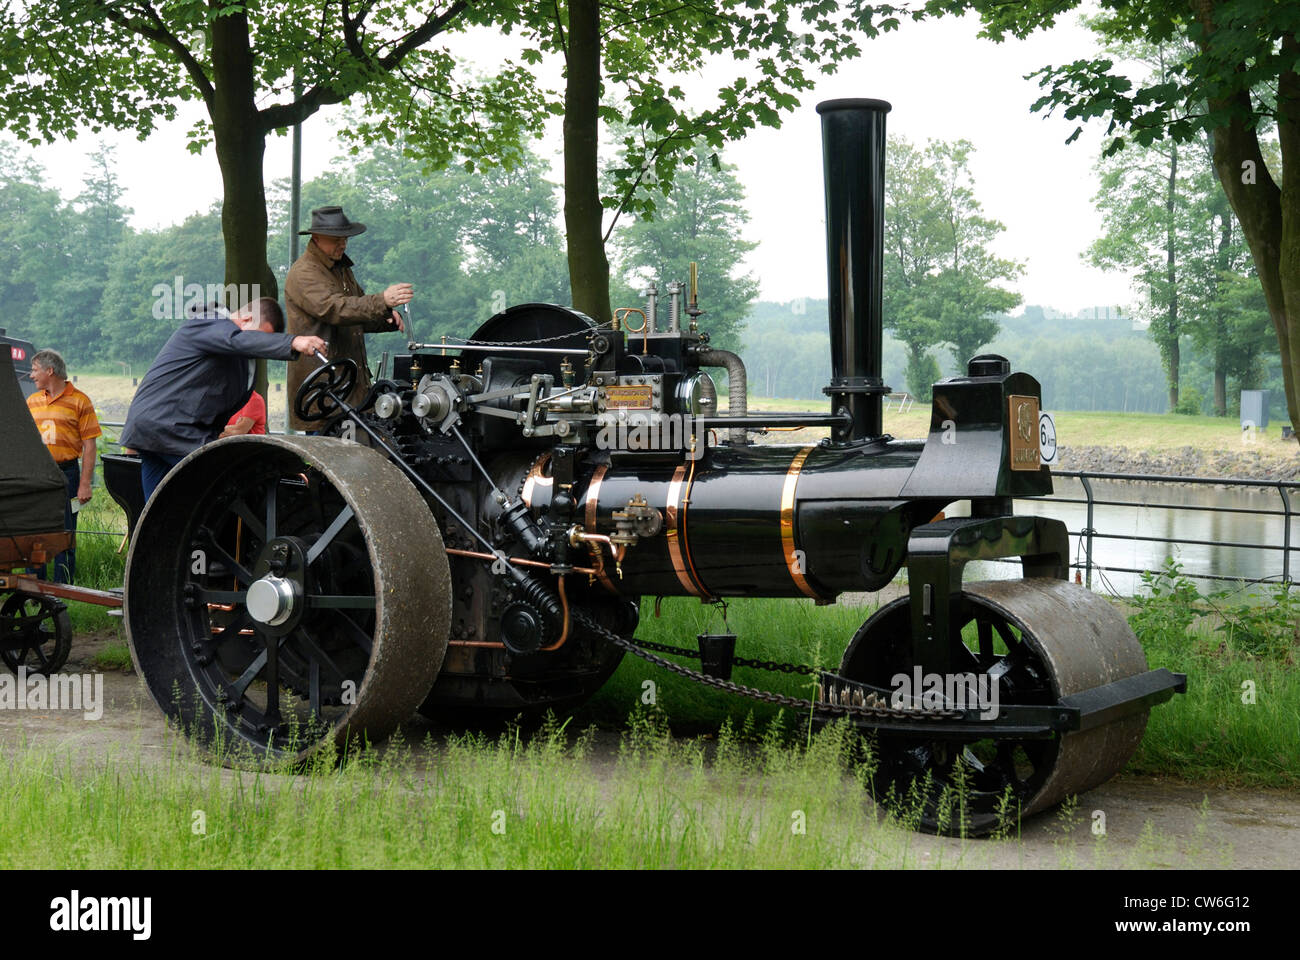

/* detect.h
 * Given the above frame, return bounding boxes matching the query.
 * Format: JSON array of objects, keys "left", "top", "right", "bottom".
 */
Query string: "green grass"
[
  {"left": 0, "top": 715, "right": 940, "bottom": 869},
  {"left": 88, "top": 641, "right": 132, "bottom": 672},
  {"left": 1, "top": 708, "right": 1235, "bottom": 869},
  {"left": 1122, "top": 564, "right": 1300, "bottom": 787},
  {"left": 594, "top": 578, "right": 1298, "bottom": 789},
  {"left": 60, "top": 486, "right": 128, "bottom": 637}
]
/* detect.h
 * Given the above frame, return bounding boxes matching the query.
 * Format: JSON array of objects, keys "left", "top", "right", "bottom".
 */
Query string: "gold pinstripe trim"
[{"left": 781, "top": 445, "right": 823, "bottom": 600}]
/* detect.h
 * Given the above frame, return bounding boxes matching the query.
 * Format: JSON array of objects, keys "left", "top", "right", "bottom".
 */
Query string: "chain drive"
[{"left": 573, "top": 613, "right": 961, "bottom": 722}]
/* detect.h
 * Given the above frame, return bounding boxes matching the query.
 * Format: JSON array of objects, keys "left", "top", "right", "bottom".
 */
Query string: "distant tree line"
[
  {"left": 0, "top": 136, "right": 756, "bottom": 371},
  {"left": 742, "top": 300, "right": 1283, "bottom": 417}
]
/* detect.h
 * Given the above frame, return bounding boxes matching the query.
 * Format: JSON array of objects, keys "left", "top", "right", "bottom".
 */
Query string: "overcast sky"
[{"left": 9, "top": 6, "right": 1136, "bottom": 316}]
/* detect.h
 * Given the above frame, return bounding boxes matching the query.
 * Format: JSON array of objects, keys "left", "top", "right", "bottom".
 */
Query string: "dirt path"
[{"left": 4, "top": 637, "right": 1295, "bottom": 869}]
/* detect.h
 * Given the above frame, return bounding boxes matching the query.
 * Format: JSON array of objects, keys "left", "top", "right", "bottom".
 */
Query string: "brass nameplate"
[
  {"left": 1008, "top": 395, "right": 1041, "bottom": 471},
  {"left": 604, "top": 386, "right": 654, "bottom": 410}
]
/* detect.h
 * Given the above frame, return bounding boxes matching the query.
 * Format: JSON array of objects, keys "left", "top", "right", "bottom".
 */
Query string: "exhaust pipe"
[{"left": 817, "top": 98, "right": 891, "bottom": 442}]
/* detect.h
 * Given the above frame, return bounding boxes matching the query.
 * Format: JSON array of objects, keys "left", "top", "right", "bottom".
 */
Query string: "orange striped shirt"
[{"left": 26, "top": 382, "right": 102, "bottom": 464}]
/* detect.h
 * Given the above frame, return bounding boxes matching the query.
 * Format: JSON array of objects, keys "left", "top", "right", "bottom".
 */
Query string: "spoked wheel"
[
  {"left": 0, "top": 591, "right": 72, "bottom": 675},
  {"left": 294, "top": 358, "right": 358, "bottom": 422},
  {"left": 125, "top": 435, "right": 451, "bottom": 764},
  {"left": 840, "top": 579, "right": 1149, "bottom": 836}
]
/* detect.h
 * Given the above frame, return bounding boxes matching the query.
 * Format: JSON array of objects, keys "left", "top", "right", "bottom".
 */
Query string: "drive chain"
[{"left": 573, "top": 613, "right": 961, "bottom": 722}]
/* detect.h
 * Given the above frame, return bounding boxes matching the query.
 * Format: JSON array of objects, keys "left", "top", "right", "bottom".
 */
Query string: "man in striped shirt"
[{"left": 26, "top": 349, "right": 101, "bottom": 583}]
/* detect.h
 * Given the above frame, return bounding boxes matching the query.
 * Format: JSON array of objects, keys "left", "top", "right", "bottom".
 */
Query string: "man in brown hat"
[{"left": 285, "top": 205, "right": 412, "bottom": 430}]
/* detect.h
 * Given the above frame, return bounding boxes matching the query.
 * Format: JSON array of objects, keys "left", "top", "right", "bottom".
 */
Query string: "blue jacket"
[{"left": 120, "top": 307, "right": 297, "bottom": 457}]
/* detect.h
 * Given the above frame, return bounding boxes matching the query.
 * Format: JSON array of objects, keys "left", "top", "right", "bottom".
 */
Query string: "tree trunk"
[
  {"left": 562, "top": 0, "right": 612, "bottom": 325},
  {"left": 1214, "top": 204, "right": 1232, "bottom": 417},
  {"left": 211, "top": 8, "right": 276, "bottom": 400},
  {"left": 1165, "top": 141, "right": 1180, "bottom": 411},
  {"left": 1191, "top": 4, "right": 1298, "bottom": 442}
]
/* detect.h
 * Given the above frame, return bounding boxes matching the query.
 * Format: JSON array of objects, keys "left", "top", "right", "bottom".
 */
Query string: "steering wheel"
[{"left": 294, "top": 358, "right": 359, "bottom": 422}]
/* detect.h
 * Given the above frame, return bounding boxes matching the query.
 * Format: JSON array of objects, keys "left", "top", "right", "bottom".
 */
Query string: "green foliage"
[
  {"left": 1086, "top": 35, "right": 1276, "bottom": 415},
  {"left": 270, "top": 136, "right": 572, "bottom": 346},
  {"left": 882, "top": 137, "right": 1021, "bottom": 396},
  {"left": 1211, "top": 583, "right": 1300, "bottom": 660},
  {"left": 904, "top": 350, "right": 943, "bottom": 404},
  {"left": 913, "top": 0, "right": 1300, "bottom": 428},
  {"left": 5, "top": 136, "right": 575, "bottom": 367},
  {"left": 1173, "top": 384, "right": 1204, "bottom": 415},
  {"left": 1124, "top": 561, "right": 1299, "bottom": 785},
  {"left": 0, "top": 0, "right": 555, "bottom": 311},
  {"left": 1128, "top": 559, "right": 1203, "bottom": 638}
]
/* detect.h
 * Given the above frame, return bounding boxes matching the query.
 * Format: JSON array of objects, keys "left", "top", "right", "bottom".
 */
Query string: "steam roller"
[{"left": 118, "top": 97, "right": 1184, "bottom": 833}]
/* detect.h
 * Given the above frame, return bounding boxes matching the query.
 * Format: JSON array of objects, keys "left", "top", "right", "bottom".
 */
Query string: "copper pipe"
[
  {"left": 444, "top": 547, "right": 596, "bottom": 576},
  {"left": 539, "top": 574, "right": 570, "bottom": 652},
  {"left": 615, "top": 307, "right": 650, "bottom": 352},
  {"left": 448, "top": 572, "right": 573, "bottom": 652},
  {"left": 568, "top": 531, "right": 624, "bottom": 574}
]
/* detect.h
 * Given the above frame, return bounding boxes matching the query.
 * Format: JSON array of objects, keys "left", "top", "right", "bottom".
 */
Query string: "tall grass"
[
  {"left": 0, "top": 714, "right": 952, "bottom": 869},
  {"left": 1124, "top": 562, "right": 1300, "bottom": 786}
]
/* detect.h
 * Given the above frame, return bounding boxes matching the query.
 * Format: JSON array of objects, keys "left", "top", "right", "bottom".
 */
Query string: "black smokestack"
[{"left": 817, "top": 98, "right": 891, "bottom": 441}]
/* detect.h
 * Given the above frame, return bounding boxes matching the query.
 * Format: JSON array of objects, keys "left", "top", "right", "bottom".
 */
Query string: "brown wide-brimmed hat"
[{"left": 298, "top": 205, "right": 367, "bottom": 237}]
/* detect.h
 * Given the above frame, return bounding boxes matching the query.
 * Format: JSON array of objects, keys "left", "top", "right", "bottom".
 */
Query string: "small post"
[
  {"left": 1280, "top": 482, "right": 1293, "bottom": 587},
  {"left": 1080, "top": 474, "right": 1096, "bottom": 590}
]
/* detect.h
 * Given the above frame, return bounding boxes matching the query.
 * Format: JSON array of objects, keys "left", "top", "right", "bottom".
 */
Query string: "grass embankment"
[{"left": 747, "top": 395, "right": 1296, "bottom": 464}]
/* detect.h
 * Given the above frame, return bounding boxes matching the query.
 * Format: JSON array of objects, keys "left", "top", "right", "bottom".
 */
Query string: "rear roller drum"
[
  {"left": 840, "top": 578, "right": 1149, "bottom": 836},
  {"left": 125, "top": 435, "right": 451, "bottom": 763}
]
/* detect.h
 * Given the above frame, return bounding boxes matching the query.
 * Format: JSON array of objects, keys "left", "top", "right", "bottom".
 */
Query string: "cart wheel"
[{"left": 1, "top": 591, "right": 72, "bottom": 675}]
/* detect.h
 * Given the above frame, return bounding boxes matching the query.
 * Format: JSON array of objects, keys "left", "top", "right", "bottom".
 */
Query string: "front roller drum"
[
  {"left": 125, "top": 435, "right": 451, "bottom": 764},
  {"left": 841, "top": 578, "right": 1149, "bottom": 835}
]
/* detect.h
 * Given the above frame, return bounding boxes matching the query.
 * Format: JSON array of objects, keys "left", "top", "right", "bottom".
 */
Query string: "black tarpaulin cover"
[{"left": 0, "top": 344, "right": 66, "bottom": 538}]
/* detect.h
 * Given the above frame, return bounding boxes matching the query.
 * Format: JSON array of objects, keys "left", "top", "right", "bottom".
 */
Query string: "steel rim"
[
  {"left": 125, "top": 436, "right": 450, "bottom": 763},
  {"left": 840, "top": 579, "right": 1149, "bottom": 836}
]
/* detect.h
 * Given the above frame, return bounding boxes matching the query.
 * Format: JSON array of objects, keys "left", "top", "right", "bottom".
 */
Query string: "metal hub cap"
[{"left": 246, "top": 576, "right": 297, "bottom": 626}]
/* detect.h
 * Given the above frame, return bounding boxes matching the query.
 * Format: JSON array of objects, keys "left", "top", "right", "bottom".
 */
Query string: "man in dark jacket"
[
  {"left": 285, "top": 206, "right": 410, "bottom": 431},
  {"left": 121, "top": 297, "right": 327, "bottom": 500}
]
